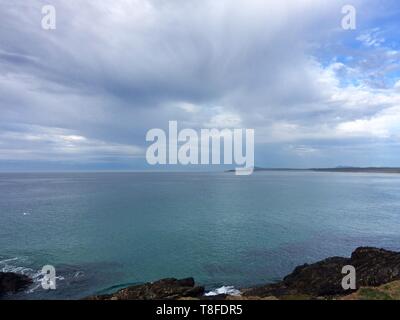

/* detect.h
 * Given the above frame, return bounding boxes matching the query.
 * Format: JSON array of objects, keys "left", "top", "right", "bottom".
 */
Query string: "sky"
[{"left": 0, "top": 0, "right": 400, "bottom": 171}]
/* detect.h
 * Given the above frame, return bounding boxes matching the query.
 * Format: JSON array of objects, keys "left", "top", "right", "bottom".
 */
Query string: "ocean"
[{"left": 1, "top": 171, "right": 400, "bottom": 299}]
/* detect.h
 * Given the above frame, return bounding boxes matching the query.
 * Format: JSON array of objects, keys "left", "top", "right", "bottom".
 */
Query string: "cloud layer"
[{"left": 0, "top": 0, "right": 400, "bottom": 170}]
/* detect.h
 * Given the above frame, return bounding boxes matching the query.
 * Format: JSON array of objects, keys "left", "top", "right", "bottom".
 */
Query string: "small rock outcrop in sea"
[
  {"left": 88, "top": 278, "right": 205, "bottom": 300},
  {"left": 243, "top": 247, "right": 400, "bottom": 298},
  {"left": 0, "top": 272, "right": 33, "bottom": 296}
]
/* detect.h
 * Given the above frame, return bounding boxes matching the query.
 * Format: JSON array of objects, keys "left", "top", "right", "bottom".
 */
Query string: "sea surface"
[{"left": 1, "top": 171, "right": 400, "bottom": 299}]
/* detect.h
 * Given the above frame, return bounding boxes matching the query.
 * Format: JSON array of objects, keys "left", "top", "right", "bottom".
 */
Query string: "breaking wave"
[
  {"left": 205, "top": 286, "right": 241, "bottom": 296},
  {"left": 0, "top": 257, "right": 65, "bottom": 294}
]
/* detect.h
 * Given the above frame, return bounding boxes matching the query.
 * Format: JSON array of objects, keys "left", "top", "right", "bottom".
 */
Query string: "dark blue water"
[{"left": 1, "top": 172, "right": 400, "bottom": 299}]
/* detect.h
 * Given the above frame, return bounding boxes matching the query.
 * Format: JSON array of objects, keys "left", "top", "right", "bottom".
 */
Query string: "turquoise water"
[{"left": 1, "top": 171, "right": 400, "bottom": 299}]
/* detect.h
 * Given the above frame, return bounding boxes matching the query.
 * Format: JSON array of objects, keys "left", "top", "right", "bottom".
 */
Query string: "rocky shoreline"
[
  {"left": 241, "top": 246, "right": 400, "bottom": 299},
  {"left": 87, "top": 247, "right": 400, "bottom": 300},
  {"left": 2, "top": 247, "right": 400, "bottom": 300},
  {"left": 0, "top": 272, "right": 32, "bottom": 297}
]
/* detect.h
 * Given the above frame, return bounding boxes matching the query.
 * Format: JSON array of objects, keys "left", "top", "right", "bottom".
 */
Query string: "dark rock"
[
  {"left": 0, "top": 272, "right": 33, "bottom": 296},
  {"left": 351, "top": 247, "right": 400, "bottom": 287},
  {"left": 88, "top": 277, "right": 205, "bottom": 300},
  {"left": 243, "top": 247, "right": 400, "bottom": 298},
  {"left": 202, "top": 294, "right": 229, "bottom": 300}
]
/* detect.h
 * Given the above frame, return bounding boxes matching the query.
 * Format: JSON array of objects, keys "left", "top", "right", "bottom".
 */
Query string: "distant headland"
[{"left": 227, "top": 167, "right": 400, "bottom": 174}]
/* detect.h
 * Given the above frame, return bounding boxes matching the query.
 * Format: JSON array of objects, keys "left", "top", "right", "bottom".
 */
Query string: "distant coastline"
[{"left": 227, "top": 167, "right": 400, "bottom": 174}]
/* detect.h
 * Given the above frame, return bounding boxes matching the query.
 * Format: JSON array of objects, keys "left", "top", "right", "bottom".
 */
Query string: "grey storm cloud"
[{"left": 0, "top": 0, "right": 399, "bottom": 169}]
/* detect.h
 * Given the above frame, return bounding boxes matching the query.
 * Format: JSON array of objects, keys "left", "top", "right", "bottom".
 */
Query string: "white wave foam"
[
  {"left": 27, "top": 274, "right": 65, "bottom": 293},
  {"left": 73, "top": 271, "right": 84, "bottom": 278},
  {"left": 0, "top": 257, "right": 66, "bottom": 294},
  {"left": 0, "top": 257, "right": 19, "bottom": 264},
  {"left": 0, "top": 257, "right": 33, "bottom": 275},
  {"left": 205, "top": 286, "right": 241, "bottom": 297}
]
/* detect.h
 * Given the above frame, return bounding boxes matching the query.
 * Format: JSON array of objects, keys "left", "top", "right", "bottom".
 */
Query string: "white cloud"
[
  {"left": 1, "top": 0, "right": 399, "bottom": 168},
  {"left": 287, "top": 145, "right": 319, "bottom": 157},
  {"left": 205, "top": 111, "right": 242, "bottom": 128},
  {"left": 176, "top": 102, "right": 200, "bottom": 114},
  {"left": 336, "top": 106, "right": 400, "bottom": 139},
  {"left": 0, "top": 125, "right": 144, "bottom": 161},
  {"left": 356, "top": 29, "right": 385, "bottom": 47}
]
